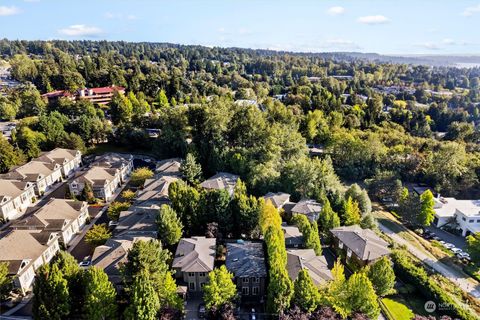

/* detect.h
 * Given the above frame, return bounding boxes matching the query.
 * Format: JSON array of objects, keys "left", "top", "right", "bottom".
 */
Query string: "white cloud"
[
  {"left": 462, "top": 4, "right": 480, "bottom": 16},
  {"left": 327, "top": 6, "right": 345, "bottom": 16},
  {"left": 357, "top": 15, "right": 390, "bottom": 25},
  {"left": 58, "top": 25, "right": 103, "bottom": 37},
  {"left": 418, "top": 42, "right": 441, "bottom": 50},
  {"left": 0, "top": 6, "right": 20, "bottom": 16}
]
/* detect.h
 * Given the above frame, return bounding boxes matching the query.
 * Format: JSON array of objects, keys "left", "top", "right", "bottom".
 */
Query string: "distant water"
[{"left": 455, "top": 62, "right": 480, "bottom": 68}]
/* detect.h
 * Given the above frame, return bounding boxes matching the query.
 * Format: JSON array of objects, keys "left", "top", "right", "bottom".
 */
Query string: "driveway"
[
  {"left": 185, "top": 296, "right": 203, "bottom": 320},
  {"left": 425, "top": 226, "right": 467, "bottom": 249}
]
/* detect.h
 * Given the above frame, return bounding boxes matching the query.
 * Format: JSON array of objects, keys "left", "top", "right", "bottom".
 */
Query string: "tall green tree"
[
  {"left": 32, "top": 264, "right": 70, "bottom": 320},
  {"left": 346, "top": 272, "right": 380, "bottom": 319},
  {"left": 124, "top": 271, "right": 160, "bottom": 320},
  {"left": 366, "top": 257, "right": 395, "bottom": 296},
  {"left": 318, "top": 198, "right": 340, "bottom": 237},
  {"left": 157, "top": 204, "right": 183, "bottom": 246},
  {"left": 418, "top": 190, "right": 435, "bottom": 226},
  {"left": 292, "top": 269, "right": 321, "bottom": 312},
  {"left": 0, "top": 135, "right": 24, "bottom": 173},
  {"left": 169, "top": 180, "right": 200, "bottom": 233},
  {"left": 292, "top": 215, "right": 322, "bottom": 255},
  {"left": 83, "top": 267, "right": 118, "bottom": 320},
  {"left": 180, "top": 153, "right": 202, "bottom": 185},
  {"left": 203, "top": 265, "right": 237, "bottom": 310},
  {"left": 229, "top": 180, "right": 261, "bottom": 238},
  {"left": 130, "top": 167, "right": 154, "bottom": 187},
  {"left": 0, "top": 262, "right": 12, "bottom": 301},
  {"left": 345, "top": 184, "right": 372, "bottom": 216},
  {"left": 466, "top": 232, "right": 480, "bottom": 264},
  {"left": 85, "top": 224, "right": 111, "bottom": 246},
  {"left": 342, "top": 197, "right": 361, "bottom": 226}
]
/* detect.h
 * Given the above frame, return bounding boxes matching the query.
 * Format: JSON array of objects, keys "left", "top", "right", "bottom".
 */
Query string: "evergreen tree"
[
  {"left": 292, "top": 269, "right": 321, "bottom": 312},
  {"left": 229, "top": 180, "right": 261, "bottom": 238},
  {"left": 180, "top": 153, "right": 202, "bottom": 185},
  {"left": 346, "top": 272, "right": 380, "bottom": 319},
  {"left": 32, "top": 264, "right": 70, "bottom": 320},
  {"left": 203, "top": 265, "right": 237, "bottom": 310},
  {"left": 157, "top": 90, "right": 170, "bottom": 109},
  {"left": 0, "top": 135, "right": 24, "bottom": 173},
  {"left": 318, "top": 198, "right": 340, "bottom": 238},
  {"left": 267, "top": 268, "right": 294, "bottom": 314},
  {"left": 360, "top": 214, "right": 377, "bottom": 230},
  {"left": 292, "top": 215, "right": 322, "bottom": 255},
  {"left": 345, "top": 184, "right": 372, "bottom": 216},
  {"left": 366, "top": 257, "right": 395, "bottom": 297},
  {"left": 130, "top": 167, "right": 154, "bottom": 187},
  {"left": 51, "top": 251, "right": 83, "bottom": 315},
  {"left": 85, "top": 224, "right": 111, "bottom": 246},
  {"left": 168, "top": 180, "right": 200, "bottom": 233},
  {"left": 418, "top": 190, "right": 435, "bottom": 226},
  {"left": 83, "top": 267, "right": 117, "bottom": 320},
  {"left": 0, "top": 262, "right": 12, "bottom": 301},
  {"left": 326, "top": 261, "right": 350, "bottom": 318},
  {"left": 124, "top": 271, "right": 160, "bottom": 320},
  {"left": 342, "top": 197, "right": 361, "bottom": 226},
  {"left": 157, "top": 204, "right": 183, "bottom": 246}
]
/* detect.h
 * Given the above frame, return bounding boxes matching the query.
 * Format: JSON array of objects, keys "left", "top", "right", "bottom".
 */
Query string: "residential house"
[
  {"left": 201, "top": 172, "right": 239, "bottom": 196},
  {"left": 69, "top": 166, "right": 121, "bottom": 201},
  {"left": 286, "top": 249, "right": 333, "bottom": 287},
  {"left": 331, "top": 225, "right": 390, "bottom": 267},
  {"left": 0, "top": 180, "right": 36, "bottom": 221},
  {"left": 114, "top": 206, "right": 159, "bottom": 238},
  {"left": 282, "top": 225, "right": 304, "bottom": 248},
  {"left": 91, "top": 235, "right": 155, "bottom": 287},
  {"left": 34, "top": 148, "right": 82, "bottom": 178},
  {"left": 172, "top": 237, "right": 216, "bottom": 293},
  {"left": 291, "top": 199, "right": 322, "bottom": 222},
  {"left": 156, "top": 158, "right": 182, "bottom": 177},
  {"left": 225, "top": 241, "right": 267, "bottom": 300},
  {"left": 93, "top": 153, "right": 134, "bottom": 183},
  {"left": 264, "top": 192, "right": 296, "bottom": 214},
  {"left": 1, "top": 161, "right": 63, "bottom": 195},
  {"left": 135, "top": 176, "right": 179, "bottom": 207},
  {"left": 0, "top": 229, "right": 60, "bottom": 294},
  {"left": 11, "top": 198, "right": 88, "bottom": 245},
  {"left": 433, "top": 197, "right": 480, "bottom": 236}
]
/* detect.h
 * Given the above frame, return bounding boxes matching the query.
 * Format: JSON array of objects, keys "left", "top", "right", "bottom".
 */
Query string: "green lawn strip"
[{"left": 380, "top": 297, "right": 414, "bottom": 320}]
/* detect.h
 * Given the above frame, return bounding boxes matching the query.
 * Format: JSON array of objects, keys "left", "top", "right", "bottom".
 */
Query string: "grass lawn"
[{"left": 381, "top": 297, "right": 414, "bottom": 320}]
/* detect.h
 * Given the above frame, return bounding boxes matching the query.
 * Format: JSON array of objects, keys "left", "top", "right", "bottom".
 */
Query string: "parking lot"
[{"left": 421, "top": 227, "right": 471, "bottom": 261}]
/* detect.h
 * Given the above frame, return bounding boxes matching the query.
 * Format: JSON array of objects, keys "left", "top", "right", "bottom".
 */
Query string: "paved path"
[{"left": 378, "top": 221, "right": 480, "bottom": 299}]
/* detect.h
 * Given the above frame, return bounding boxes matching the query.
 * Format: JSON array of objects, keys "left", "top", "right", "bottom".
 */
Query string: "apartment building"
[
  {"left": 34, "top": 148, "right": 82, "bottom": 178},
  {"left": 0, "top": 180, "right": 36, "bottom": 221}
]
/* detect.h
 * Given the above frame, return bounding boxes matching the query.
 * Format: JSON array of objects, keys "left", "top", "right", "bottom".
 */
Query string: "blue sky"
[{"left": 1, "top": 0, "right": 480, "bottom": 54}]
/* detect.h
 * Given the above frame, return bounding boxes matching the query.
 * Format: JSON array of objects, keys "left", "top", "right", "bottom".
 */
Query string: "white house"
[
  {"left": 0, "top": 180, "right": 36, "bottom": 221},
  {"left": 0, "top": 229, "right": 60, "bottom": 294},
  {"left": 12, "top": 198, "right": 89, "bottom": 245},
  {"left": 69, "top": 166, "right": 122, "bottom": 201},
  {"left": 34, "top": 148, "right": 82, "bottom": 178},
  {"left": 93, "top": 153, "right": 134, "bottom": 183},
  {"left": 433, "top": 197, "right": 480, "bottom": 237},
  {"left": 0, "top": 161, "right": 63, "bottom": 195}
]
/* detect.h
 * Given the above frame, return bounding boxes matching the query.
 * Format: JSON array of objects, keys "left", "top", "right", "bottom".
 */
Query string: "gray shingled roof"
[
  {"left": 287, "top": 249, "right": 333, "bottom": 286},
  {"left": 200, "top": 172, "right": 239, "bottom": 194},
  {"left": 331, "top": 225, "right": 390, "bottom": 261},
  {"left": 291, "top": 199, "right": 322, "bottom": 215},
  {"left": 264, "top": 192, "right": 291, "bottom": 208},
  {"left": 156, "top": 158, "right": 182, "bottom": 177},
  {"left": 173, "top": 237, "right": 216, "bottom": 272},
  {"left": 226, "top": 241, "right": 267, "bottom": 278},
  {"left": 282, "top": 225, "right": 304, "bottom": 246}
]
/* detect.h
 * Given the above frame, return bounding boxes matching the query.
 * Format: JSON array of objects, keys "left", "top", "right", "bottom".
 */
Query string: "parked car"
[
  {"left": 451, "top": 248, "right": 463, "bottom": 254},
  {"left": 444, "top": 243, "right": 455, "bottom": 249},
  {"left": 198, "top": 303, "right": 206, "bottom": 318},
  {"left": 457, "top": 252, "right": 471, "bottom": 261},
  {"left": 108, "top": 220, "right": 119, "bottom": 229},
  {"left": 432, "top": 236, "right": 440, "bottom": 241},
  {"left": 79, "top": 256, "right": 91, "bottom": 268}
]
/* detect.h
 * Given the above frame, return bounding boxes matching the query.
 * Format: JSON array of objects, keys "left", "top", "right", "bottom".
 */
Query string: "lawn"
[{"left": 381, "top": 297, "right": 414, "bottom": 320}]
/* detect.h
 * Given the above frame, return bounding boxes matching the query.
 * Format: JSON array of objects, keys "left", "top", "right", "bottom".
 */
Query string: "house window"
[
  {"left": 462, "top": 217, "right": 466, "bottom": 221},
  {"left": 252, "top": 277, "right": 260, "bottom": 283},
  {"left": 189, "top": 282, "right": 195, "bottom": 291},
  {"left": 199, "top": 272, "right": 206, "bottom": 277},
  {"left": 477, "top": 219, "right": 480, "bottom": 223},
  {"left": 469, "top": 219, "right": 474, "bottom": 223},
  {"left": 242, "top": 287, "right": 249, "bottom": 295},
  {"left": 242, "top": 277, "right": 249, "bottom": 283},
  {"left": 347, "top": 249, "right": 352, "bottom": 258},
  {"left": 338, "top": 241, "right": 343, "bottom": 249},
  {"left": 188, "top": 272, "right": 195, "bottom": 277},
  {"left": 252, "top": 287, "right": 259, "bottom": 295}
]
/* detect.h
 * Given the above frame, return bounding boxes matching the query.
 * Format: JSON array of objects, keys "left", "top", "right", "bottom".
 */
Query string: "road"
[{"left": 378, "top": 221, "right": 480, "bottom": 299}]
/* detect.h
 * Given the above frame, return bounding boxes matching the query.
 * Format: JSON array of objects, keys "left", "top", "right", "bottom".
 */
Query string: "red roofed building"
[{"left": 42, "top": 85, "right": 125, "bottom": 105}]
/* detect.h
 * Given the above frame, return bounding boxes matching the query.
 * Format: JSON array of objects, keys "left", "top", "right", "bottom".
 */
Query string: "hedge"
[{"left": 391, "top": 250, "right": 476, "bottom": 320}]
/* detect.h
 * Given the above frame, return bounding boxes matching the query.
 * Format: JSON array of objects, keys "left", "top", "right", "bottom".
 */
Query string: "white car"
[
  {"left": 457, "top": 252, "right": 471, "bottom": 261},
  {"left": 444, "top": 243, "right": 455, "bottom": 249},
  {"left": 451, "top": 248, "right": 463, "bottom": 254}
]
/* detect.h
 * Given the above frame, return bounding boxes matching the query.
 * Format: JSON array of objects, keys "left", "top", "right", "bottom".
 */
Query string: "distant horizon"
[
  {"left": 3, "top": 38, "right": 480, "bottom": 58},
  {"left": 1, "top": 1, "right": 480, "bottom": 55}
]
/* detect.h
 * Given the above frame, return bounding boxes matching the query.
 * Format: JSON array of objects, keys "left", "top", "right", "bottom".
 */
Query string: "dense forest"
[{"left": 1, "top": 39, "right": 480, "bottom": 199}]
